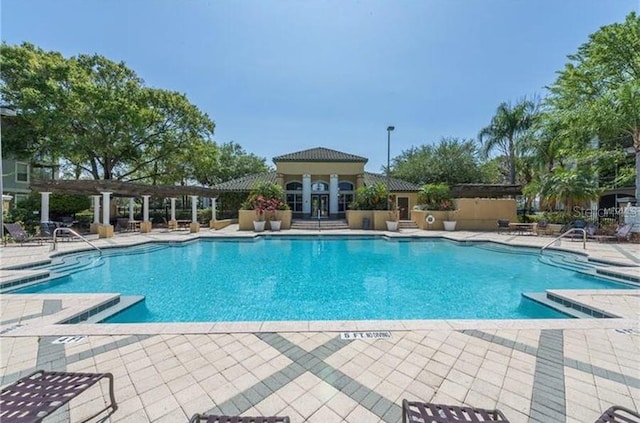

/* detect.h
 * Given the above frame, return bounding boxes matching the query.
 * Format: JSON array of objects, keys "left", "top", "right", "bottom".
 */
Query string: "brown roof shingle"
[{"left": 273, "top": 147, "right": 367, "bottom": 163}]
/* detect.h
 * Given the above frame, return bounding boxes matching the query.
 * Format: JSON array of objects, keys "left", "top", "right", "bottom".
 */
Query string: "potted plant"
[
  {"left": 440, "top": 200, "right": 458, "bottom": 231},
  {"left": 266, "top": 197, "right": 287, "bottom": 231},
  {"left": 386, "top": 208, "right": 399, "bottom": 231},
  {"left": 252, "top": 195, "right": 267, "bottom": 232},
  {"left": 241, "top": 181, "right": 289, "bottom": 232}
]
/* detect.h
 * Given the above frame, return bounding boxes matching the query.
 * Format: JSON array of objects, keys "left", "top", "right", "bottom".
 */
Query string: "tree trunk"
[{"left": 508, "top": 137, "right": 516, "bottom": 185}]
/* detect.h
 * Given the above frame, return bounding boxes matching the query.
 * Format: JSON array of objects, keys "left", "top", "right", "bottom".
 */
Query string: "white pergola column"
[
  {"left": 142, "top": 195, "right": 150, "bottom": 222},
  {"left": 101, "top": 192, "right": 111, "bottom": 226},
  {"left": 99, "top": 192, "right": 113, "bottom": 238},
  {"left": 170, "top": 198, "right": 177, "bottom": 221},
  {"left": 190, "top": 196, "right": 200, "bottom": 233},
  {"left": 40, "top": 192, "right": 51, "bottom": 223},
  {"left": 92, "top": 195, "right": 101, "bottom": 223},
  {"left": 128, "top": 198, "right": 135, "bottom": 221},
  {"left": 211, "top": 198, "right": 217, "bottom": 221},
  {"left": 139, "top": 195, "right": 152, "bottom": 233},
  {"left": 302, "top": 174, "right": 311, "bottom": 215},
  {"left": 191, "top": 196, "right": 198, "bottom": 222},
  {"left": 329, "top": 174, "right": 339, "bottom": 216}
]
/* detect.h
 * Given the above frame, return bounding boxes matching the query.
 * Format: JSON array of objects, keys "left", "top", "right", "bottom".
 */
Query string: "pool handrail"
[
  {"left": 541, "top": 227, "right": 586, "bottom": 252},
  {"left": 51, "top": 227, "right": 102, "bottom": 254}
]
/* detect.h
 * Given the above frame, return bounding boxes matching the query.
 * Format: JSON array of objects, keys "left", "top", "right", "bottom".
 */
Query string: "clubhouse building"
[{"left": 213, "top": 147, "right": 421, "bottom": 219}]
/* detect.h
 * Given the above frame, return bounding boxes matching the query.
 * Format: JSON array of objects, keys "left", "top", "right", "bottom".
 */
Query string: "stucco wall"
[
  {"left": 276, "top": 161, "right": 364, "bottom": 176},
  {"left": 412, "top": 199, "right": 517, "bottom": 231},
  {"left": 238, "top": 209, "right": 292, "bottom": 231},
  {"left": 454, "top": 198, "right": 517, "bottom": 230}
]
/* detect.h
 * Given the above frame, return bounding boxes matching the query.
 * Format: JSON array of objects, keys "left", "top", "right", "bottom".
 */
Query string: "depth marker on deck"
[{"left": 340, "top": 331, "right": 392, "bottom": 340}]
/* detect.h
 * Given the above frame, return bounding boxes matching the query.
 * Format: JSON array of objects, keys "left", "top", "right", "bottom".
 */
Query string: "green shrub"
[
  {"left": 349, "top": 183, "right": 388, "bottom": 210},
  {"left": 418, "top": 184, "right": 454, "bottom": 210}
]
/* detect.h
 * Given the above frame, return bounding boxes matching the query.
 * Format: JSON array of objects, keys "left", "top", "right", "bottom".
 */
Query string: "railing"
[
  {"left": 50, "top": 228, "right": 102, "bottom": 254},
  {"left": 541, "top": 228, "right": 586, "bottom": 252}
]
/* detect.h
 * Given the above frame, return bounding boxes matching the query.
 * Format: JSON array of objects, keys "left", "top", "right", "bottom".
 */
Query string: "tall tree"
[
  {"left": 1, "top": 42, "right": 215, "bottom": 181},
  {"left": 478, "top": 99, "right": 537, "bottom": 184},
  {"left": 390, "top": 137, "right": 484, "bottom": 186},
  {"left": 547, "top": 12, "right": 640, "bottom": 201}
]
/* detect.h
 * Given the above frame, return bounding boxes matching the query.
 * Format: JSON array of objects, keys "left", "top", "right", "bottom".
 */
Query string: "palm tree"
[
  {"left": 540, "top": 168, "right": 601, "bottom": 214},
  {"left": 478, "top": 99, "right": 537, "bottom": 184}
]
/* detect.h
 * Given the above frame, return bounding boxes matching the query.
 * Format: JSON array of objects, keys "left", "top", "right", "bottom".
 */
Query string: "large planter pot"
[
  {"left": 269, "top": 220, "right": 281, "bottom": 231},
  {"left": 253, "top": 220, "right": 266, "bottom": 232},
  {"left": 443, "top": 220, "right": 457, "bottom": 231},
  {"left": 386, "top": 221, "right": 399, "bottom": 231}
]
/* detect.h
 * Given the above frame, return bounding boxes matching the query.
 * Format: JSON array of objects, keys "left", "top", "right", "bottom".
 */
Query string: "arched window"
[
  {"left": 311, "top": 181, "right": 329, "bottom": 192},
  {"left": 338, "top": 181, "right": 354, "bottom": 191},
  {"left": 286, "top": 181, "right": 303, "bottom": 191}
]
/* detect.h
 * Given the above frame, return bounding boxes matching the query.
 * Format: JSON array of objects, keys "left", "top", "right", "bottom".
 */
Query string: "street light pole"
[{"left": 386, "top": 125, "right": 395, "bottom": 210}]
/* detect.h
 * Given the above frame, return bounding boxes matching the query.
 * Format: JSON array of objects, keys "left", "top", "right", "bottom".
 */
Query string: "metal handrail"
[
  {"left": 541, "top": 228, "right": 586, "bottom": 252},
  {"left": 50, "top": 227, "right": 102, "bottom": 254}
]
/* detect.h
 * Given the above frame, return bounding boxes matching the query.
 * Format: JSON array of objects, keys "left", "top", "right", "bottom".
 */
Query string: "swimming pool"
[{"left": 16, "top": 237, "right": 631, "bottom": 322}]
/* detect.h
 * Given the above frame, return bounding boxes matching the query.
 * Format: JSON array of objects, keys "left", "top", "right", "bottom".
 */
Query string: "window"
[
  {"left": 338, "top": 181, "right": 354, "bottom": 191},
  {"left": 338, "top": 194, "right": 354, "bottom": 212},
  {"left": 311, "top": 181, "right": 328, "bottom": 191},
  {"left": 15, "top": 162, "right": 29, "bottom": 183},
  {"left": 14, "top": 194, "right": 29, "bottom": 205},
  {"left": 285, "top": 181, "right": 303, "bottom": 190},
  {"left": 286, "top": 193, "right": 303, "bottom": 212}
]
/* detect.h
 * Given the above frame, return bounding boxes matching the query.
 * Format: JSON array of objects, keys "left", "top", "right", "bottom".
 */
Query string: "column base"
[
  {"left": 190, "top": 222, "right": 200, "bottom": 233},
  {"left": 209, "top": 220, "right": 217, "bottom": 229},
  {"left": 90, "top": 223, "right": 100, "bottom": 234},
  {"left": 98, "top": 224, "right": 114, "bottom": 238},
  {"left": 140, "top": 221, "right": 152, "bottom": 233},
  {"left": 168, "top": 220, "right": 178, "bottom": 230}
]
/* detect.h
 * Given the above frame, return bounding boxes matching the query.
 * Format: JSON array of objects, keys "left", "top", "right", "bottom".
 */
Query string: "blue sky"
[{"left": 1, "top": 0, "right": 638, "bottom": 172}]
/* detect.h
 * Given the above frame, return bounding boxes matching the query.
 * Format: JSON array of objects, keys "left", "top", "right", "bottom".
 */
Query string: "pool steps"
[
  {"left": 56, "top": 295, "right": 145, "bottom": 324},
  {"left": 522, "top": 292, "right": 618, "bottom": 319}
]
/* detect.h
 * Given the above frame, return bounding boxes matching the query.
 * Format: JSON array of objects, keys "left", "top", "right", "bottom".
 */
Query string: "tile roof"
[
  {"left": 212, "top": 171, "right": 420, "bottom": 192},
  {"left": 211, "top": 172, "right": 278, "bottom": 192},
  {"left": 273, "top": 147, "right": 367, "bottom": 163},
  {"left": 363, "top": 172, "right": 421, "bottom": 191}
]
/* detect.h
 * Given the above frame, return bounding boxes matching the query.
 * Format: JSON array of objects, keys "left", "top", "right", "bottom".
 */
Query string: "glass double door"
[{"left": 311, "top": 194, "right": 329, "bottom": 218}]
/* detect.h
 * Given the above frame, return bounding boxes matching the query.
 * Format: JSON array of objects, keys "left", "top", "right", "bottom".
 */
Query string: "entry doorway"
[
  {"left": 398, "top": 197, "right": 409, "bottom": 219},
  {"left": 311, "top": 194, "right": 329, "bottom": 218}
]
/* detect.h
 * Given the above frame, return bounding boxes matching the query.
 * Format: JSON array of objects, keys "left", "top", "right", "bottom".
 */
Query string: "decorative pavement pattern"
[{"left": 1, "top": 227, "right": 639, "bottom": 422}]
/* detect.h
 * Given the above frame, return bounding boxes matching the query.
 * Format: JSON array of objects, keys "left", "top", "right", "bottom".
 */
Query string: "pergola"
[
  {"left": 450, "top": 184, "right": 522, "bottom": 198},
  {"left": 29, "top": 179, "right": 220, "bottom": 237}
]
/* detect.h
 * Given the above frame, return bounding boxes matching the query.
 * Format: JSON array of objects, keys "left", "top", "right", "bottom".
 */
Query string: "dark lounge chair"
[
  {"left": 189, "top": 414, "right": 290, "bottom": 423},
  {"left": 496, "top": 219, "right": 510, "bottom": 234},
  {"left": 595, "top": 405, "right": 640, "bottom": 422},
  {"left": 402, "top": 400, "right": 510, "bottom": 422},
  {"left": 594, "top": 223, "right": 633, "bottom": 243},
  {"left": 0, "top": 370, "right": 117, "bottom": 423},
  {"left": 3, "top": 223, "right": 48, "bottom": 245}
]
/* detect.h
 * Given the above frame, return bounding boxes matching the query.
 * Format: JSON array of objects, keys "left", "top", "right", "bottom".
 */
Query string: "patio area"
[{"left": 1, "top": 227, "right": 638, "bottom": 422}]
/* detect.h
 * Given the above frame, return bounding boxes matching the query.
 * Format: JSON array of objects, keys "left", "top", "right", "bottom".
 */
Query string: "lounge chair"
[
  {"left": 3, "top": 223, "right": 47, "bottom": 245},
  {"left": 496, "top": 219, "right": 510, "bottom": 234},
  {"left": 189, "top": 414, "right": 290, "bottom": 423},
  {"left": 594, "top": 223, "right": 633, "bottom": 243},
  {"left": 0, "top": 370, "right": 117, "bottom": 423},
  {"left": 595, "top": 405, "right": 640, "bottom": 422},
  {"left": 402, "top": 400, "right": 510, "bottom": 422},
  {"left": 115, "top": 218, "right": 130, "bottom": 232},
  {"left": 535, "top": 220, "right": 551, "bottom": 235}
]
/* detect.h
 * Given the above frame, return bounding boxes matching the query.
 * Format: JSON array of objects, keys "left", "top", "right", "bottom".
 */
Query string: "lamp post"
[
  {"left": 0, "top": 107, "right": 18, "bottom": 244},
  {"left": 386, "top": 125, "right": 395, "bottom": 210}
]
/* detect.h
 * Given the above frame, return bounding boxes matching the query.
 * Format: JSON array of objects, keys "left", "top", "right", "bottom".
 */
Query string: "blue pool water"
[{"left": 17, "top": 238, "right": 630, "bottom": 322}]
